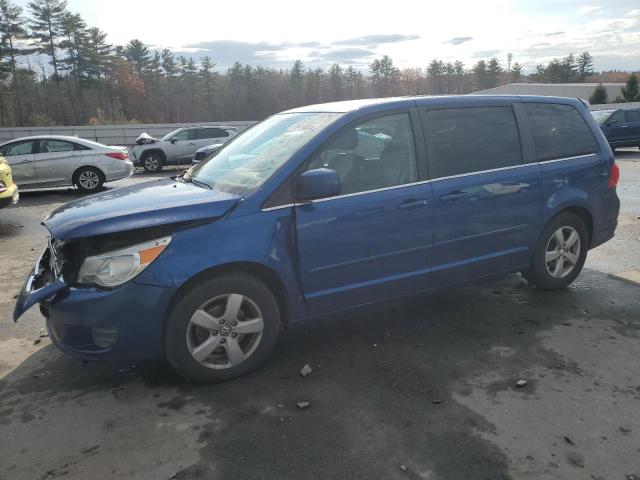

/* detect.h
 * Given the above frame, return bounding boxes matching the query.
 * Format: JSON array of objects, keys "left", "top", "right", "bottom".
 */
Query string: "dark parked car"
[
  {"left": 592, "top": 108, "right": 640, "bottom": 150},
  {"left": 191, "top": 143, "right": 223, "bottom": 166},
  {"left": 15, "top": 95, "right": 620, "bottom": 383}
]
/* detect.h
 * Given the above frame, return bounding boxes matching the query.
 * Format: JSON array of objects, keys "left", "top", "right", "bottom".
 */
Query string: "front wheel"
[
  {"left": 74, "top": 166, "right": 104, "bottom": 193},
  {"left": 165, "top": 273, "right": 282, "bottom": 383},
  {"left": 522, "top": 212, "right": 589, "bottom": 290}
]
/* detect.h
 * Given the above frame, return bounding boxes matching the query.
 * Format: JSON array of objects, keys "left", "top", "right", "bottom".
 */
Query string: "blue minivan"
[
  {"left": 14, "top": 96, "right": 620, "bottom": 382},
  {"left": 592, "top": 108, "right": 640, "bottom": 150}
]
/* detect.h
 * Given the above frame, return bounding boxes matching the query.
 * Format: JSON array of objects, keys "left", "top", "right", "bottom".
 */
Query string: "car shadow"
[{"left": 1, "top": 269, "right": 638, "bottom": 479}]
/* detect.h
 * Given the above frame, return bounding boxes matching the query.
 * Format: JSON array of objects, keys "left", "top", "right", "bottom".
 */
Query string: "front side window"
[
  {"left": 608, "top": 111, "right": 625, "bottom": 124},
  {"left": 39, "top": 139, "right": 75, "bottom": 153},
  {"left": 423, "top": 106, "right": 522, "bottom": 178},
  {"left": 173, "top": 130, "right": 193, "bottom": 141},
  {"left": 189, "top": 112, "right": 343, "bottom": 195},
  {"left": 3, "top": 141, "right": 35, "bottom": 156},
  {"left": 525, "top": 103, "right": 598, "bottom": 161},
  {"left": 306, "top": 113, "right": 417, "bottom": 195}
]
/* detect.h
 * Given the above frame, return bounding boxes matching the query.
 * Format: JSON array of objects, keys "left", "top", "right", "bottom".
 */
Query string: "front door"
[
  {"left": 624, "top": 109, "right": 640, "bottom": 143},
  {"left": 294, "top": 111, "right": 434, "bottom": 315},
  {"left": 421, "top": 103, "right": 542, "bottom": 286},
  {"left": 2, "top": 140, "right": 37, "bottom": 186}
]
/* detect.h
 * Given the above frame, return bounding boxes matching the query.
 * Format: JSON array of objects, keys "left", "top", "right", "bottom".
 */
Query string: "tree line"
[{"left": 0, "top": 0, "right": 624, "bottom": 127}]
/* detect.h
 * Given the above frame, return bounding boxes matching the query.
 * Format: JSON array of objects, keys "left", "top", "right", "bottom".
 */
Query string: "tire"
[
  {"left": 74, "top": 166, "right": 104, "bottom": 193},
  {"left": 165, "top": 273, "right": 282, "bottom": 383},
  {"left": 141, "top": 152, "right": 164, "bottom": 173},
  {"left": 522, "top": 212, "right": 589, "bottom": 290}
]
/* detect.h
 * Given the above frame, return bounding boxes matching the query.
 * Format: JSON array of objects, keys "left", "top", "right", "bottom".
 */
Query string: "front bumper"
[
  {"left": 44, "top": 281, "right": 176, "bottom": 362},
  {"left": 0, "top": 188, "right": 18, "bottom": 208},
  {"left": 14, "top": 243, "right": 176, "bottom": 363}
]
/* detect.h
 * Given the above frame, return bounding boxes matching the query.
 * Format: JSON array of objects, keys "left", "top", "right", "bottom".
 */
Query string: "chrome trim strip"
[
  {"left": 431, "top": 162, "right": 539, "bottom": 182},
  {"left": 539, "top": 153, "right": 597, "bottom": 164},
  {"left": 311, "top": 179, "right": 432, "bottom": 204},
  {"left": 262, "top": 203, "right": 295, "bottom": 212}
]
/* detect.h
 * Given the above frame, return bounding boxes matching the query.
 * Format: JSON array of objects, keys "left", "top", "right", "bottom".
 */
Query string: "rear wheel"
[
  {"left": 74, "top": 166, "right": 104, "bottom": 193},
  {"left": 142, "top": 153, "right": 163, "bottom": 173},
  {"left": 522, "top": 212, "right": 588, "bottom": 290},
  {"left": 165, "top": 273, "right": 282, "bottom": 383}
]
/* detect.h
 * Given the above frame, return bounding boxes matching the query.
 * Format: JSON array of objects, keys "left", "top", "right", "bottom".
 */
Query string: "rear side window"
[
  {"left": 39, "top": 139, "right": 75, "bottom": 153},
  {"left": 608, "top": 111, "right": 625, "bottom": 124},
  {"left": 524, "top": 103, "right": 598, "bottom": 161},
  {"left": 423, "top": 106, "right": 522, "bottom": 178},
  {"left": 625, "top": 110, "right": 640, "bottom": 123},
  {"left": 197, "top": 128, "right": 229, "bottom": 139}
]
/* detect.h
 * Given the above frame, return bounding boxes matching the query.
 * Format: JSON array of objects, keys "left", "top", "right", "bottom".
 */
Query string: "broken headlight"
[{"left": 77, "top": 235, "right": 171, "bottom": 287}]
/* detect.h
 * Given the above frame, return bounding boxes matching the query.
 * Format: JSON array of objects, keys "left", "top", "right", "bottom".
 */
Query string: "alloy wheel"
[
  {"left": 78, "top": 170, "right": 100, "bottom": 190},
  {"left": 186, "top": 294, "right": 264, "bottom": 369},
  {"left": 545, "top": 226, "right": 581, "bottom": 278},
  {"left": 144, "top": 156, "right": 159, "bottom": 171}
]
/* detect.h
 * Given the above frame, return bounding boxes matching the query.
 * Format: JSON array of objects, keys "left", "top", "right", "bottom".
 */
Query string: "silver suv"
[{"left": 131, "top": 126, "right": 237, "bottom": 172}]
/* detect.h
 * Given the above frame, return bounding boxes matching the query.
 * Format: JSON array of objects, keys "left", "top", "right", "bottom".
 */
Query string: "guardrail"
[
  {"left": 590, "top": 102, "right": 640, "bottom": 111},
  {"left": 0, "top": 121, "right": 258, "bottom": 146}
]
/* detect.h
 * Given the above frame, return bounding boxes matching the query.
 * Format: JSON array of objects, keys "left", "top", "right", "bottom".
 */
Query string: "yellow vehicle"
[{"left": 0, "top": 155, "right": 18, "bottom": 208}]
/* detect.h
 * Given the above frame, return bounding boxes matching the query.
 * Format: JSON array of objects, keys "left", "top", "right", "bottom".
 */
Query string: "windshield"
[
  {"left": 591, "top": 110, "right": 614, "bottom": 124},
  {"left": 188, "top": 112, "right": 343, "bottom": 195},
  {"left": 161, "top": 128, "right": 183, "bottom": 141}
]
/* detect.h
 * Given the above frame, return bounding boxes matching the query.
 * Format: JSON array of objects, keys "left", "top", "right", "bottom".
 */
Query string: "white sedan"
[{"left": 0, "top": 135, "right": 134, "bottom": 193}]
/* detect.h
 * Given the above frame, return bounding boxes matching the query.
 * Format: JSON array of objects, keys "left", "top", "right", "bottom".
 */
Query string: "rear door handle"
[
  {"left": 398, "top": 198, "right": 429, "bottom": 210},
  {"left": 440, "top": 190, "right": 467, "bottom": 202}
]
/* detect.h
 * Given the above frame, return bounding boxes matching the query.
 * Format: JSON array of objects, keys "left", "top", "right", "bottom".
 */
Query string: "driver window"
[
  {"left": 307, "top": 113, "right": 417, "bottom": 195},
  {"left": 173, "top": 130, "right": 192, "bottom": 141}
]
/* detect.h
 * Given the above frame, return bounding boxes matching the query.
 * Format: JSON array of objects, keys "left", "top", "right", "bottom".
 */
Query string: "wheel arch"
[
  {"left": 72, "top": 164, "right": 105, "bottom": 186},
  {"left": 165, "top": 261, "right": 291, "bottom": 332},
  {"left": 543, "top": 204, "right": 594, "bottom": 245},
  {"left": 140, "top": 148, "right": 167, "bottom": 161}
]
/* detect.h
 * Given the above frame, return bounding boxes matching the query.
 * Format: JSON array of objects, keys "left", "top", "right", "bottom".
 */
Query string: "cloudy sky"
[{"left": 16, "top": 0, "right": 640, "bottom": 72}]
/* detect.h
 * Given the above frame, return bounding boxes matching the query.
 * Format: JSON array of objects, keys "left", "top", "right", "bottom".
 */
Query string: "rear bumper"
[
  {"left": 43, "top": 281, "right": 176, "bottom": 363},
  {"left": 591, "top": 189, "right": 620, "bottom": 249},
  {"left": 105, "top": 160, "right": 134, "bottom": 182}
]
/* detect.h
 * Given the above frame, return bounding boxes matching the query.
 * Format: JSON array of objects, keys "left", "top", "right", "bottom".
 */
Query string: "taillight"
[
  {"left": 608, "top": 162, "right": 619, "bottom": 188},
  {"left": 106, "top": 152, "right": 128, "bottom": 160}
]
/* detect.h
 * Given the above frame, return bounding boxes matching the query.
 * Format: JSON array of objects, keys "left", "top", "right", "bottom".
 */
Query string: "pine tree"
[
  {"left": 486, "top": 57, "right": 503, "bottom": 88},
  {"left": 621, "top": 73, "right": 640, "bottom": 102},
  {"left": 589, "top": 84, "right": 608, "bottom": 104},
  {"left": 454, "top": 60, "right": 464, "bottom": 93},
  {"left": 473, "top": 60, "right": 488, "bottom": 90},
  {"left": 124, "top": 39, "right": 150, "bottom": 76},
  {"left": 28, "top": 0, "right": 67, "bottom": 80},
  {"left": 328, "top": 63, "right": 343, "bottom": 100},
  {"left": 0, "top": 0, "right": 30, "bottom": 125},
  {"left": 577, "top": 52, "right": 594, "bottom": 81},
  {"left": 511, "top": 62, "right": 523, "bottom": 82},
  {"left": 199, "top": 56, "right": 217, "bottom": 116}
]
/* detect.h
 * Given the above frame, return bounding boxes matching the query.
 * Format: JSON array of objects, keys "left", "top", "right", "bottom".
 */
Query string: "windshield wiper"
[{"left": 175, "top": 174, "right": 212, "bottom": 190}]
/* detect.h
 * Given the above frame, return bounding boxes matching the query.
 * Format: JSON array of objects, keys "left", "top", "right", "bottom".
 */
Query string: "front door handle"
[
  {"left": 399, "top": 198, "right": 429, "bottom": 210},
  {"left": 440, "top": 190, "right": 467, "bottom": 202}
]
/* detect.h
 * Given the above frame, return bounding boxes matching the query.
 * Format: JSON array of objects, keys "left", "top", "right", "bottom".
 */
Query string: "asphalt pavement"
[{"left": 0, "top": 156, "right": 639, "bottom": 480}]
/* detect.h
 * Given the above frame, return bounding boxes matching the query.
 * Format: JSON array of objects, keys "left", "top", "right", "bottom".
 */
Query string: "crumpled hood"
[{"left": 44, "top": 178, "right": 242, "bottom": 240}]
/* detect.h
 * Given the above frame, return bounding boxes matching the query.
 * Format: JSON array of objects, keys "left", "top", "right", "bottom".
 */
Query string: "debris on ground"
[
  {"left": 431, "top": 399, "right": 444, "bottom": 405},
  {"left": 300, "top": 364, "right": 312, "bottom": 377},
  {"left": 33, "top": 338, "right": 41, "bottom": 345},
  {"left": 33, "top": 372, "right": 47, "bottom": 378},
  {"left": 619, "top": 426, "right": 632, "bottom": 434},
  {"left": 565, "top": 451, "right": 585, "bottom": 468},
  {"left": 516, "top": 379, "right": 528, "bottom": 388},
  {"left": 400, "top": 465, "right": 407, "bottom": 472},
  {"left": 296, "top": 401, "right": 310, "bottom": 410},
  {"left": 564, "top": 436, "right": 575, "bottom": 446},
  {"left": 276, "top": 403, "right": 284, "bottom": 408}
]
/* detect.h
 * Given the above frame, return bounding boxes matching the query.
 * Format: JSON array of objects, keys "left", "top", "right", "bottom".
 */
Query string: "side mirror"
[
  {"left": 170, "top": 138, "right": 178, "bottom": 144},
  {"left": 296, "top": 168, "right": 341, "bottom": 201}
]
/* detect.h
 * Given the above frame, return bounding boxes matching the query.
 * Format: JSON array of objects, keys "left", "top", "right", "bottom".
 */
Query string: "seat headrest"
[{"left": 332, "top": 129, "right": 359, "bottom": 150}]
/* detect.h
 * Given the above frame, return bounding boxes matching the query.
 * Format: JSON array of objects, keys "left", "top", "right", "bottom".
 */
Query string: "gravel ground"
[{"left": 0, "top": 154, "right": 639, "bottom": 480}]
